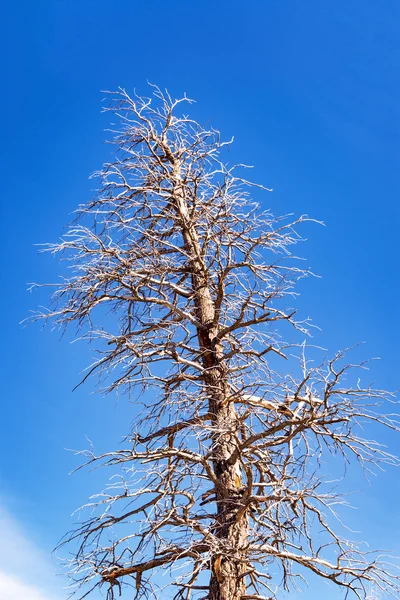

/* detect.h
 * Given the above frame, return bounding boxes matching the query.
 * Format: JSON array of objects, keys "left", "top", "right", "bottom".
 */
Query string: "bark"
[{"left": 204, "top": 358, "right": 249, "bottom": 600}]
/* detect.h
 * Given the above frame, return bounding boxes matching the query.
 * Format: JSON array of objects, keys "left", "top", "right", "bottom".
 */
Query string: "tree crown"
[{"left": 33, "top": 86, "right": 399, "bottom": 600}]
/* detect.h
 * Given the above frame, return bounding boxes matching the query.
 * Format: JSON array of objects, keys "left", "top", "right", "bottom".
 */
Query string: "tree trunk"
[
  {"left": 208, "top": 392, "right": 249, "bottom": 600},
  {"left": 170, "top": 166, "right": 249, "bottom": 598}
]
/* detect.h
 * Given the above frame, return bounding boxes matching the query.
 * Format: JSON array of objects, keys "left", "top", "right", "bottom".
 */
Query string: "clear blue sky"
[{"left": 1, "top": 1, "right": 399, "bottom": 598}]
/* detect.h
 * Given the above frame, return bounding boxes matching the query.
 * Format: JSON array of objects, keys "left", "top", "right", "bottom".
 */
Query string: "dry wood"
[{"left": 33, "top": 85, "right": 400, "bottom": 600}]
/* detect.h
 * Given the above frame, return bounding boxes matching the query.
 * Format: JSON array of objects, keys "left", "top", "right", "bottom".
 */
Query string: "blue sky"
[{"left": 1, "top": 1, "right": 399, "bottom": 598}]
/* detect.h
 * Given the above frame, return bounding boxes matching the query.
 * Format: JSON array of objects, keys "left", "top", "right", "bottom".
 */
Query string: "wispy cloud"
[{"left": 0, "top": 505, "right": 65, "bottom": 600}]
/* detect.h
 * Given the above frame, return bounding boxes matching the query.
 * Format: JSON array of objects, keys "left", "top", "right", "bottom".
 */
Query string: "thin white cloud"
[
  {"left": 0, "top": 572, "right": 59, "bottom": 600},
  {"left": 0, "top": 505, "right": 64, "bottom": 600}
]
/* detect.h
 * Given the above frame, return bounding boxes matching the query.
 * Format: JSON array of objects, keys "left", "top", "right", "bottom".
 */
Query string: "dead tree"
[{"left": 34, "top": 86, "right": 400, "bottom": 600}]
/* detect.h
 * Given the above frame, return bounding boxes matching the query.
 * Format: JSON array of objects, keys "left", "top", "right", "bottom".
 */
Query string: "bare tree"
[{"left": 33, "top": 86, "right": 399, "bottom": 600}]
